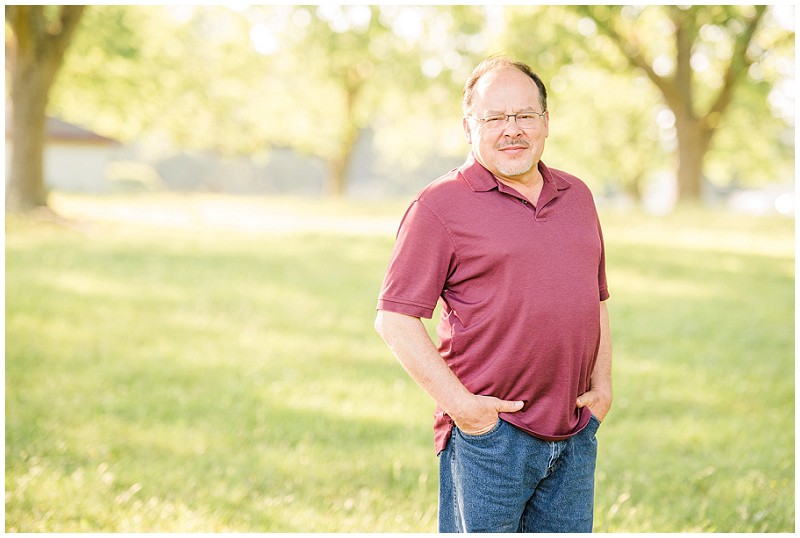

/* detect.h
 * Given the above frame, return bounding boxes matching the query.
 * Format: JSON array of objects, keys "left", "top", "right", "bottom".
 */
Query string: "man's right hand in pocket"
[{"left": 452, "top": 395, "right": 524, "bottom": 436}]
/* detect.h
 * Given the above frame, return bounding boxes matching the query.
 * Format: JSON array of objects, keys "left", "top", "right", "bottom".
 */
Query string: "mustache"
[{"left": 496, "top": 141, "right": 530, "bottom": 150}]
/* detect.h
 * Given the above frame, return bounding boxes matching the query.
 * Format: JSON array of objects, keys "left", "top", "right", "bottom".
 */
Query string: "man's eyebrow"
[{"left": 483, "top": 107, "right": 539, "bottom": 115}]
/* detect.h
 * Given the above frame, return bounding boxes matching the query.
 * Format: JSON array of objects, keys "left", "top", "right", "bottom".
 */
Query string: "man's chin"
[{"left": 497, "top": 161, "right": 534, "bottom": 178}]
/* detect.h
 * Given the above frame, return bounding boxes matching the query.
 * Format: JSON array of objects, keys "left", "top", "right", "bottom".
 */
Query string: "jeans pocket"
[
  {"left": 589, "top": 414, "right": 601, "bottom": 429},
  {"left": 457, "top": 418, "right": 504, "bottom": 440}
]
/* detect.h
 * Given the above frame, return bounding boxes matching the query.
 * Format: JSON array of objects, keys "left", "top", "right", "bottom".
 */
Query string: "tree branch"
[
  {"left": 577, "top": 6, "right": 682, "bottom": 111},
  {"left": 5, "top": 6, "right": 36, "bottom": 55},
  {"left": 7, "top": 5, "right": 85, "bottom": 63},
  {"left": 671, "top": 6, "right": 697, "bottom": 118},
  {"left": 49, "top": 5, "right": 86, "bottom": 59},
  {"left": 705, "top": 5, "right": 767, "bottom": 125}
]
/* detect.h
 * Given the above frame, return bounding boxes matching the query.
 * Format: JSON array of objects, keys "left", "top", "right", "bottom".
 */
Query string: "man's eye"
[
  {"left": 484, "top": 116, "right": 505, "bottom": 124},
  {"left": 517, "top": 114, "right": 536, "bottom": 121}
]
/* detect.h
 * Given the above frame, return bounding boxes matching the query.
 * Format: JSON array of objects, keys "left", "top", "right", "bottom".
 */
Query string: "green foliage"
[
  {"left": 46, "top": 5, "right": 793, "bottom": 195},
  {"left": 52, "top": 6, "right": 278, "bottom": 156},
  {"left": 5, "top": 195, "right": 794, "bottom": 532},
  {"left": 501, "top": 5, "right": 794, "bottom": 194},
  {"left": 502, "top": 6, "right": 664, "bottom": 196}
]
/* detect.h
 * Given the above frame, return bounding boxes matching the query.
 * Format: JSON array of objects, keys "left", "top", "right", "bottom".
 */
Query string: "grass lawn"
[{"left": 5, "top": 193, "right": 794, "bottom": 532}]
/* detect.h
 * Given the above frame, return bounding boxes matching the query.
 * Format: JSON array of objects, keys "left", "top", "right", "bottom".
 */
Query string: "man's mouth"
[
  {"left": 497, "top": 141, "right": 529, "bottom": 149},
  {"left": 497, "top": 143, "right": 529, "bottom": 154}
]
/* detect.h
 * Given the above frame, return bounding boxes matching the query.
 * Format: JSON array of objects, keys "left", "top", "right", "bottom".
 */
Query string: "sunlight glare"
[{"left": 250, "top": 23, "right": 278, "bottom": 55}]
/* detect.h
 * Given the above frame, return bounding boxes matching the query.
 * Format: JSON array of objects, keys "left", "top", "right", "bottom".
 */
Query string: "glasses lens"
[
  {"left": 516, "top": 114, "right": 538, "bottom": 128},
  {"left": 483, "top": 117, "right": 506, "bottom": 131},
  {"left": 479, "top": 114, "right": 541, "bottom": 131}
]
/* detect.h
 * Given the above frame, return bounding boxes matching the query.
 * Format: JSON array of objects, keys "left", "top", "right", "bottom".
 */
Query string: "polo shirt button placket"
[{"left": 521, "top": 199, "right": 542, "bottom": 221}]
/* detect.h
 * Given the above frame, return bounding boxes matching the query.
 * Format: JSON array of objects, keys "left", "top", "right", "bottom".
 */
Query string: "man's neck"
[
  {"left": 497, "top": 161, "right": 543, "bottom": 187},
  {"left": 495, "top": 167, "right": 544, "bottom": 205}
]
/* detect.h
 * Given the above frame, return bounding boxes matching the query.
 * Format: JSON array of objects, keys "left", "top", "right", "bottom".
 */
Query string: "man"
[{"left": 374, "top": 56, "right": 612, "bottom": 533}]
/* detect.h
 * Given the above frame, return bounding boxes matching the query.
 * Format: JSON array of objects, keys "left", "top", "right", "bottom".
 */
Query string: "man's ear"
[
  {"left": 463, "top": 117, "right": 473, "bottom": 145},
  {"left": 543, "top": 110, "right": 550, "bottom": 139}
]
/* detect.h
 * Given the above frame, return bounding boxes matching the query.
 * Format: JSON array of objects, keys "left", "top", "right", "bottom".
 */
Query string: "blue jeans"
[{"left": 438, "top": 416, "right": 600, "bottom": 533}]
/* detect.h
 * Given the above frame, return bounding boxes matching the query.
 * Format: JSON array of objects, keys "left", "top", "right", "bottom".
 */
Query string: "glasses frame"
[{"left": 469, "top": 111, "right": 547, "bottom": 131}]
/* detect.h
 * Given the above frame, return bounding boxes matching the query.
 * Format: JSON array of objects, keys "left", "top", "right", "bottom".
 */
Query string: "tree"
[
  {"left": 501, "top": 6, "right": 668, "bottom": 201},
  {"left": 49, "top": 5, "right": 494, "bottom": 197},
  {"left": 273, "top": 5, "right": 392, "bottom": 196},
  {"left": 6, "top": 5, "right": 86, "bottom": 211},
  {"left": 50, "top": 6, "right": 278, "bottom": 156},
  {"left": 258, "top": 5, "right": 492, "bottom": 195},
  {"left": 576, "top": 5, "right": 769, "bottom": 202}
]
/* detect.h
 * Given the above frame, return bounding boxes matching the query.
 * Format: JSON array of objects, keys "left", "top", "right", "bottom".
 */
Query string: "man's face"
[{"left": 463, "top": 67, "right": 549, "bottom": 183}]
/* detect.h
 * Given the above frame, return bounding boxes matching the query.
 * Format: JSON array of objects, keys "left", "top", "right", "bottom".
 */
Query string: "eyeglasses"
[{"left": 469, "top": 111, "right": 546, "bottom": 131}]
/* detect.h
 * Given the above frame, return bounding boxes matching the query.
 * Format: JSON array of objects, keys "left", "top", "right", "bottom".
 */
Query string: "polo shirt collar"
[{"left": 459, "top": 151, "right": 572, "bottom": 194}]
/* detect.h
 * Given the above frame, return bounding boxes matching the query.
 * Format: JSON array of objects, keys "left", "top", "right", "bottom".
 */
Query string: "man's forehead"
[
  {"left": 473, "top": 67, "right": 540, "bottom": 104},
  {"left": 478, "top": 66, "right": 536, "bottom": 85}
]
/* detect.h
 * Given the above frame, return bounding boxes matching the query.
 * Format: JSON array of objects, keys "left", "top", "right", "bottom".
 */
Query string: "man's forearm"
[
  {"left": 593, "top": 300, "right": 613, "bottom": 395},
  {"left": 374, "top": 310, "right": 473, "bottom": 415},
  {"left": 374, "top": 310, "right": 524, "bottom": 434},
  {"left": 589, "top": 301, "right": 613, "bottom": 421},
  {"left": 576, "top": 301, "right": 613, "bottom": 420}
]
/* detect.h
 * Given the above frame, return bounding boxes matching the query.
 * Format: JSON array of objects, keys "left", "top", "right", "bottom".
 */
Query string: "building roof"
[
  {"left": 46, "top": 117, "right": 119, "bottom": 145},
  {"left": 6, "top": 112, "right": 120, "bottom": 146}
]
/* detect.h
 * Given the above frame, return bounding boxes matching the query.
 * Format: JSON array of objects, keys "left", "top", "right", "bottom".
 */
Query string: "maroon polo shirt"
[{"left": 377, "top": 153, "right": 609, "bottom": 454}]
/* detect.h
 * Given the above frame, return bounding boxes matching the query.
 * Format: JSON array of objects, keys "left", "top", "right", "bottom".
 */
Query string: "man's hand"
[
  {"left": 576, "top": 388, "right": 612, "bottom": 423},
  {"left": 375, "top": 311, "right": 525, "bottom": 437},
  {"left": 451, "top": 395, "right": 524, "bottom": 436}
]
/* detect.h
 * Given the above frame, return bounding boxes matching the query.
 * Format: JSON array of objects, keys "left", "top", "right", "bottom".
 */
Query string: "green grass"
[{"left": 6, "top": 194, "right": 794, "bottom": 532}]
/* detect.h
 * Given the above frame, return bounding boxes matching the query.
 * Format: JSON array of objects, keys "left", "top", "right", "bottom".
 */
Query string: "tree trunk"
[
  {"left": 579, "top": 5, "right": 767, "bottom": 207},
  {"left": 5, "top": 5, "right": 86, "bottom": 212},
  {"left": 625, "top": 172, "right": 643, "bottom": 202},
  {"left": 325, "top": 125, "right": 360, "bottom": 197},
  {"left": 326, "top": 156, "right": 348, "bottom": 197},
  {"left": 7, "top": 56, "right": 55, "bottom": 211},
  {"left": 674, "top": 114, "right": 713, "bottom": 203},
  {"left": 324, "top": 65, "right": 365, "bottom": 197}
]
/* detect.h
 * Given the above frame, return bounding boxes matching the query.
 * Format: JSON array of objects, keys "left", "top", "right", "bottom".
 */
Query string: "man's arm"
[
  {"left": 576, "top": 300, "right": 613, "bottom": 421},
  {"left": 375, "top": 309, "right": 523, "bottom": 435}
]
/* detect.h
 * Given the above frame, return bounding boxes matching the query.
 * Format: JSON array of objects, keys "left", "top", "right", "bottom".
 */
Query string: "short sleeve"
[{"left": 377, "top": 200, "right": 457, "bottom": 319}]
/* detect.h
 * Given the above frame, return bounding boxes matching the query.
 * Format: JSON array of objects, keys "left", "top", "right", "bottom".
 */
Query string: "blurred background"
[
  {"left": 5, "top": 4, "right": 796, "bottom": 533},
  {"left": 5, "top": 5, "right": 795, "bottom": 211}
]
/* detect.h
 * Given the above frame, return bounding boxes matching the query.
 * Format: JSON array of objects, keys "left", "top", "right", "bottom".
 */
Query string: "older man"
[{"left": 375, "top": 56, "right": 612, "bottom": 533}]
